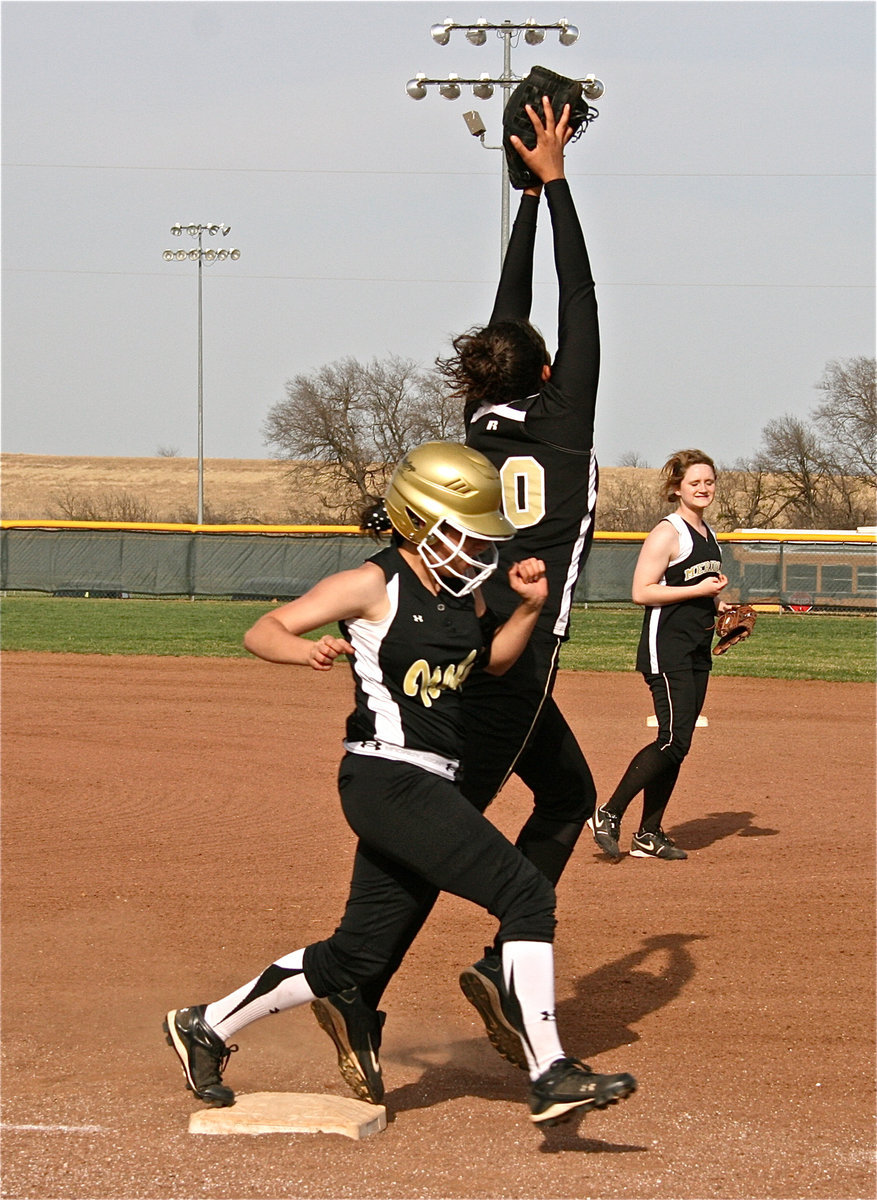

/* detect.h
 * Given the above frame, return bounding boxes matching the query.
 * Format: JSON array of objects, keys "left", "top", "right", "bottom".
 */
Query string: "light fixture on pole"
[
  {"left": 466, "top": 18, "right": 489, "bottom": 45},
  {"left": 439, "top": 73, "right": 462, "bottom": 100},
  {"left": 558, "top": 18, "right": 580, "bottom": 46},
  {"left": 472, "top": 73, "right": 494, "bottom": 101},
  {"left": 581, "top": 74, "right": 604, "bottom": 100},
  {"left": 161, "top": 223, "right": 241, "bottom": 526},
  {"left": 405, "top": 18, "right": 602, "bottom": 263}
]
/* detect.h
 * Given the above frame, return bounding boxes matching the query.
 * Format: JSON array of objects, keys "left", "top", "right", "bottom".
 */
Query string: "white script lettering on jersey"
[
  {"left": 683, "top": 560, "right": 722, "bottom": 582},
  {"left": 487, "top": 420, "right": 498, "bottom": 431},
  {"left": 403, "top": 650, "right": 479, "bottom": 708}
]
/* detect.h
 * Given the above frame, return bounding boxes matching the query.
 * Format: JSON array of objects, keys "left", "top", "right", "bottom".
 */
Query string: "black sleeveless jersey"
[
  {"left": 340, "top": 546, "right": 486, "bottom": 761},
  {"left": 465, "top": 179, "right": 599, "bottom": 641},
  {"left": 636, "top": 513, "right": 722, "bottom": 674}
]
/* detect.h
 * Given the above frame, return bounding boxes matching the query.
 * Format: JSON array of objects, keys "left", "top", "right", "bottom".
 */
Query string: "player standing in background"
[
  {"left": 163, "top": 441, "right": 637, "bottom": 1126},
  {"left": 588, "top": 451, "right": 729, "bottom": 861},
  {"left": 313, "top": 96, "right": 604, "bottom": 1081}
]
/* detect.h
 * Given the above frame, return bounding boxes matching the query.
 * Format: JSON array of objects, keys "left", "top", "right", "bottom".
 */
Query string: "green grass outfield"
[{"left": 1, "top": 595, "right": 874, "bottom": 682}]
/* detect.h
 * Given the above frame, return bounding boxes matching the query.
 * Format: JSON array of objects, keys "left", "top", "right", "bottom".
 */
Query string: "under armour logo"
[
  {"left": 413, "top": 614, "right": 424, "bottom": 622},
  {"left": 540, "top": 1010, "right": 557, "bottom": 1022},
  {"left": 487, "top": 419, "right": 499, "bottom": 431}
]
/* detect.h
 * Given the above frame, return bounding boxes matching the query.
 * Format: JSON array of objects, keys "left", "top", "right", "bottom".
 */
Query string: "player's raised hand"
[{"left": 509, "top": 95, "right": 573, "bottom": 184}]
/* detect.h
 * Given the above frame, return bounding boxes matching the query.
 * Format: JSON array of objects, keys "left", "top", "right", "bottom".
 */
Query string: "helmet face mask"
[
  {"left": 383, "top": 442, "right": 514, "bottom": 594},
  {"left": 418, "top": 518, "right": 500, "bottom": 596}
]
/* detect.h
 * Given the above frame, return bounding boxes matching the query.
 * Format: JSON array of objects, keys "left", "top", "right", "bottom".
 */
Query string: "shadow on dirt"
[
  {"left": 559, "top": 931, "right": 706, "bottom": 1058},
  {"left": 537, "top": 1107, "right": 649, "bottom": 1155},
  {"left": 669, "top": 809, "right": 779, "bottom": 850},
  {"left": 387, "top": 930, "right": 704, "bottom": 1137},
  {"left": 386, "top": 1062, "right": 646, "bottom": 1153},
  {"left": 587, "top": 809, "right": 779, "bottom": 861}
]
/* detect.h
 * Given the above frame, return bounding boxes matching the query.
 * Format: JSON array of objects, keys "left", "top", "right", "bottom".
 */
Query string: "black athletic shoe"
[
  {"left": 163, "top": 1005, "right": 237, "bottom": 1107},
  {"left": 630, "top": 829, "right": 688, "bottom": 860},
  {"left": 311, "top": 988, "right": 386, "bottom": 1105},
  {"left": 459, "top": 949, "right": 528, "bottom": 1071},
  {"left": 529, "top": 1057, "right": 637, "bottom": 1126},
  {"left": 588, "top": 806, "right": 622, "bottom": 860}
]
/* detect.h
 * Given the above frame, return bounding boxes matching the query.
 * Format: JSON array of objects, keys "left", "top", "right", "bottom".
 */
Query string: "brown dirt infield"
[{"left": 1, "top": 653, "right": 874, "bottom": 1200}]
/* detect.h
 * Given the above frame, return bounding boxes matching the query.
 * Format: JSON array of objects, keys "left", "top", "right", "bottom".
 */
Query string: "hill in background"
[
  {"left": 7, "top": 453, "right": 871, "bottom": 532},
  {"left": 1, "top": 455, "right": 324, "bottom": 524},
  {"left": 0, "top": 454, "right": 659, "bottom": 527}
]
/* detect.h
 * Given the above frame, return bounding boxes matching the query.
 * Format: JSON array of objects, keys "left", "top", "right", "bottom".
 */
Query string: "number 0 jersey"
[
  {"left": 340, "top": 546, "right": 488, "bottom": 771},
  {"left": 467, "top": 404, "right": 597, "bottom": 640}
]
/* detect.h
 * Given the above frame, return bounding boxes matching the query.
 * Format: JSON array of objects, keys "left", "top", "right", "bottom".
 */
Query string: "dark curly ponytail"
[
  {"left": 359, "top": 497, "right": 394, "bottom": 542},
  {"left": 436, "top": 319, "right": 550, "bottom": 422}
]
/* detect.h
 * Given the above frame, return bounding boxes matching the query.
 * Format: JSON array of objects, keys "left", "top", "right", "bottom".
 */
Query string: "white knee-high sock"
[
  {"left": 502, "top": 940, "right": 565, "bottom": 1079},
  {"left": 203, "top": 949, "right": 317, "bottom": 1041}
]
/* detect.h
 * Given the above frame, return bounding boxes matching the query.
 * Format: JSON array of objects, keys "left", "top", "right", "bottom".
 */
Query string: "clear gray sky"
[{"left": 2, "top": 0, "right": 874, "bottom": 468}]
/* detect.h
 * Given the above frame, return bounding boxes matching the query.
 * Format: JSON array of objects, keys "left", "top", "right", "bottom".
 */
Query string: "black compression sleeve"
[
  {"left": 545, "top": 179, "right": 599, "bottom": 407},
  {"left": 489, "top": 193, "right": 539, "bottom": 324}
]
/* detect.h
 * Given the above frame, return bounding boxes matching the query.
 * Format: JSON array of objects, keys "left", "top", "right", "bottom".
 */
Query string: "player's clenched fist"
[
  {"left": 507, "top": 557, "right": 548, "bottom": 607},
  {"left": 308, "top": 635, "right": 354, "bottom": 671}
]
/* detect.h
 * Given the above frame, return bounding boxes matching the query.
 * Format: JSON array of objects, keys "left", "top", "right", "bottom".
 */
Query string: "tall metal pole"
[
  {"left": 163, "top": 223, "right": 240, "bottom": 528},
  {"left": 500, "top": 25, "right": 512, "bottom": 263},
  {"left": 196, "top": 230, "right": 204, "bottom": 526}
]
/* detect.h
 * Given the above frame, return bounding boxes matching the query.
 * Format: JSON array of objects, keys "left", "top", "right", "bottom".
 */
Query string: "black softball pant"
[
  {"left": 461, "top": 633, "right": 597, "bottom": 880},
  {"left": 606, "top": 665, "right": 711, "bottom": 830},
  {"left": 347, "top": 637, "right": 595, "bottom": 1010},
  {"left": 303, "top": 754, "right": 556, "bottom": 999},
  {"left": 647, "top": 665, "right": 711, "bottom": 765}
]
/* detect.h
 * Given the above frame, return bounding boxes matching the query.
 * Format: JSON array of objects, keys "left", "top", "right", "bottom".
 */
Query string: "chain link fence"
[{"left": 1, "top": 524, "right": 875, "bottom": 611}]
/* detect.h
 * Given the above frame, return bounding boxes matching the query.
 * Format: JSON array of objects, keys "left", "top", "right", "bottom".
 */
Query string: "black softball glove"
[{"left": 502, "top": 65, "right": 599, "bottom": 190}]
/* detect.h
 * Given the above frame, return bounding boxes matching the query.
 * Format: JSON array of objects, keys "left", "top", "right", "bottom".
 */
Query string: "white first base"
[
  {"left": 188, "top": 1093, "right": 387, "bottom": 1140},
  {"left": 647, "top": 715, "right": 708, "bottom": 727}
]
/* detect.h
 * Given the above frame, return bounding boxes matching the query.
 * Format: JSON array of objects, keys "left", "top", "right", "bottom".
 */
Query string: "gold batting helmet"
[{"left": 384, "top": 441, "right": 514, "bottom": 595}]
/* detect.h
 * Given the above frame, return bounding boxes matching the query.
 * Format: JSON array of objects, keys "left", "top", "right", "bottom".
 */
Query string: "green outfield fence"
[{"left": 1, "top": 521, "right": 875, "bottom": 611}]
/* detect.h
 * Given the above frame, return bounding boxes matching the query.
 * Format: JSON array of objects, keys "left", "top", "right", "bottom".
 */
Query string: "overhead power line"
[
  {"left": 2, "top": 161, "right": 872, "bottom": 179},
  {"left": 2, "top": 266, "right": 873, "bottom": 289}
]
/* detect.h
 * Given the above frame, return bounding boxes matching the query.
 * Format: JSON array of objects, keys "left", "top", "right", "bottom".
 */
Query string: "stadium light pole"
[
  {"left": 162, "top": 224, "right": 241, "bottom": 526},
  {"left": 405, "top": 18, "right": 602, "bottom": 264}
]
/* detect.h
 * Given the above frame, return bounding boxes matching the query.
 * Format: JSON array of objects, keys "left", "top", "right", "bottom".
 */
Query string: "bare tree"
[
  {"left": 713, "top": 461, "right": 787, "bottom": 530},
  {"left": 263, "top": 355, "right": 464, "bottom": 520},
  {"left": 754, "top": 415, "right": 827, "bottom": 525},
  {"left": 596, "top": 471, "right": 669, "bottom": 532},
  {"left": 53, "top": 489, "right": 157, "bottom": 522},
  {"left": 407, "top": 370, "right": 467, "bottom": 444},
  {"left": 752, "top": 411, "right": 875, "bottom": 529},
  {"left": 616, "top": 450, "right": 650, "bottom": 468},
  {"left": 812, "top": 356, "right": 876, "bottom": 477}
]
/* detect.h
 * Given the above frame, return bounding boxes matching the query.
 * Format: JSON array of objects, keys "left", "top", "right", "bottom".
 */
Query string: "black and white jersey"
[
  {"left": 468, "top": 398, "right": 598, "bottom": 640},
  {"left": 636, "top": 513, "right": 722, "bottom": 675},
  {"left": 340, "top": 546, "right": 486, "bottom": 768},
  {"left": 465, "top": 180, "right": 599, "bottom": 640}
]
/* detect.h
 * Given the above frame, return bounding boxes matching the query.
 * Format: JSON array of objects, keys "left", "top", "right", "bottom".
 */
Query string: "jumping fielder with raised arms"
[{"left": 312, "top": 94, "right": 606, "bottom": 1092}]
